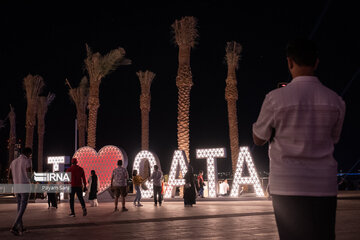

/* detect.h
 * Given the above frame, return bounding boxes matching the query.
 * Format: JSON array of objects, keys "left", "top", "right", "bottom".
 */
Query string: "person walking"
[
  {"left": 8, "top": 147, "right": 32, "bottom": 236},
  {"left": 197, "top": 170, "right": 205, "bottom": 198},
  {"left": 183, "top": 165, "right": 196, "bottom": 207},
  {"left": 87, "top": 170, "right": 100, "bottom": 207},
  {"left": 149, "top": 165, "right": 163, "bottom": 206},
  {"left": 110, "top": 160, "right": 129, "bottom": 212},
  {"left": 253, "top": 39, "right": 345, "bottom": 239},
  {"left": 66, "top": 158, "right": 87, "bottom": 217},
  {"left": 132, "top": 170, "right": 146, "bottom": 207}
]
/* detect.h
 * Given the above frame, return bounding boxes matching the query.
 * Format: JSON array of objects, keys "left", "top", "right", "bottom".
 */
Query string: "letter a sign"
[
  {"left": 230, "top": 147, "right": 265, "bottom": 197},
  {"left": 164, "top": 150, "right": 188, "bottom": 198}
]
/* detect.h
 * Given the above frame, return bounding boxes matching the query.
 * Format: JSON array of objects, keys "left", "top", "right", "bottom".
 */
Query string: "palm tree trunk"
[
  {"left": 176, "top": 47, "right": 193, "bottom": 161},
  {"left": 87, "top": 88, "right": 100, "bottom": 149},
  {"left": 141, "top": 108, "right": 149, "bottom": 150},
  {"left": 37, "top": 119, "right": 45, "bottom": 172},
  {"left": 77, "top": 112, "right": 87, "bottom": 148},
  {"left": 25, "top": 102, "right": 37, "bottom": 149},
  {"left": 226, "top": 99, "right": 239, "bottom": 173},
  {"left": 225, "top": 41, "right": 242, "bottom": 174}
]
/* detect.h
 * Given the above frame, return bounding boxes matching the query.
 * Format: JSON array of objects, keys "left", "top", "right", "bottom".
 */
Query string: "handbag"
[{"left": 141, "top": 182, "right": 148, "bottom": 190}]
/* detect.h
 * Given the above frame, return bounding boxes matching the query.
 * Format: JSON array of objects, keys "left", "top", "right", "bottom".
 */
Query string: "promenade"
[{"left": 0, "top": 191, "right": 359, "bottom": 239}]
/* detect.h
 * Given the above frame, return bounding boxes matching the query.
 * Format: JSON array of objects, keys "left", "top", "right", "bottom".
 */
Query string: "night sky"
[{"left": 0, "top": 1, "right": 359, "bottom": 177}]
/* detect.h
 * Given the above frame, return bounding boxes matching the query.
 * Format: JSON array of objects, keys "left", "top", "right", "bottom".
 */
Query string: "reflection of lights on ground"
[
  {"left": 164, "top": 150, "right": 188, "bottom": 198},
  {"left": 230, "top": 147, "right": 264, "bottom": 197},
  {"left": 133, "top": 150, "right": 158, "bottom": 198},
  {"left": 196, "top": 148, "right": 226, "bottom": 198}
]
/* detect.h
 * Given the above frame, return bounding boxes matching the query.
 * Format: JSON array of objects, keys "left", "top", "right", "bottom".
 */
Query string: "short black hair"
[
  {"left": 22, "top": 147, "right": 32, "bottom": 157},
  {"left": 154, "top": 165, "right": 159, "bottom": 170},
  {"left": 286, "top": 39, "right": 318, "bottom": 67},
  {"left": 132, "top": 170, "right": 137, "bottom": 176},
  {"left": 117, "top": 160, "right": 123, "bottom": 166}
]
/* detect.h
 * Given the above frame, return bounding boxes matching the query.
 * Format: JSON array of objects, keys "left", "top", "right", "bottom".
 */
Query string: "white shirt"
[
  {"left": 111, "top": 167, "right": 128, "bottom": 187},
  {"left": 10, "top": 154, "right": 32, "bottom": 184},
  {"left": 10, "top": 154, "right": 32, "bottom": 193},
  {"left": 253, "top": 76, "right": 345, "bottom": 196},
  {"left": 219, "top": 182, "right": 229, "bottom": 195}
]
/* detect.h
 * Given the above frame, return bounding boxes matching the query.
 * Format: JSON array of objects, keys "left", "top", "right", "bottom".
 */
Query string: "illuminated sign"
[
  {"left": 164, "top": 150, "right": 188, "bottom": 198},
  {"left": 230, "top": 147, "right": 265, "bottom": 197},
  {"left": 73, "top": 145, "right": 127, "bottom": 193},
  {"left": 133, "top": 150, "right": 161, "bottom": 198},
  {"left": 47, "top": 156, "right": 70, "bottom": 172},
  {"left": 71, "top": 145, "right": 265, "bottom": 198},
  {"left": 196, "top": 148, "right": 226, "bottom": 197}
]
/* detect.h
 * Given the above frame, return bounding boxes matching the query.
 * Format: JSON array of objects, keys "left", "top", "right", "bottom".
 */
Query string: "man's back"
[
  {"left": 151, "top": 170, "right": 162, "bottom": 186},
  {"left": 10, "top": 155, "right": 31, "bottom": 184},
  {"left": 253, "top": 76, "right": 345, "bottom": 196},
  {"left": 112, "top": 167, "right": 128, "bottom": 187},
  {"left": 66, "top": 165, "right": 85, "bottom": 187}
]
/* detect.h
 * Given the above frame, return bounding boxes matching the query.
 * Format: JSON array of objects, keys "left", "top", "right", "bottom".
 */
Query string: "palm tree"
[
  {"left": 137, "top": 70, "right": 155, "bottom": 150},
  {"left": 23, "top": 74, "right": 44, "bottom": 149},
  {"left": 225, "top": 41, "right": 242, "bottom": 174},
  {"left": 84, "top": 44, "right": 131, "bottom": 149},
  {"left": 172, "top": 16, "right": 198, "bottom": 161},
  {"left": 37, "top": 93, "right": 55, "bottom": 172},
  {"left": 66, "top": 77, "right": 89, "bottom": 148},
  {"left": 8, "top": 105, "right": 16, "bottom": 165}
]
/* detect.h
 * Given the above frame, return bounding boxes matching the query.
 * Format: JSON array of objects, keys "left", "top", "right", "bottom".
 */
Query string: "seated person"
[{"left": 219, "top": 179, "right": 230, "bottom": 196}]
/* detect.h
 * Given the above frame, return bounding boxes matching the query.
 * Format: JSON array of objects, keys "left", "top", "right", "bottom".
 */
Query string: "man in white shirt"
[
  {"left": 253, "top": 39, "right": 345, "bottom": 239},
  {"left": 219, "top": 179, "right": 229, "bottom": 196},
  {"left": 8, "top": 147, "right": 33, "bottom": 236},
  {"left": 149, "top": 165, "right": 163, "bottom": 206},
  {"left": 111, "top": 160, "right": 129, "bottom": 212}
]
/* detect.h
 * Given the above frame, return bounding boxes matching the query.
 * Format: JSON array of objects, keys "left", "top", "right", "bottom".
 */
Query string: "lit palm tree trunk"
[
  {"left": 8, "top": 105, "right": 16, "bottom": 164},
  {"left": 84, "top": 44, "right": 131, "bottom": 149},
  {"left": 87, "top": 83, "right": 100, "bottom": 149},
  {"left": 37, "top": 94, "right": 55, "bottom": 172},
  {"left": 77, "top": 112, "right": 87, "bottom": 148},
  {"left": 172, "top": 17, "right": 198, "bottom": 161},
  {"left": 225, "top": 41, "right": 242, "bottom": 174},
  {"left": 66, "top": 77, "right": 89, "bottom": 148},
  {"left": 137, "top": 70, "right": 155, "bottom": 150},
  {"left": 24, "top": 74, "right": 44, "bottom": 149}
]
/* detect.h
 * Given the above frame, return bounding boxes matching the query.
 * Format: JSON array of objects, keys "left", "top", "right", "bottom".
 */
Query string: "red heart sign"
[{"left": 72, "top": 145, "right": 128, "bottom": 193}]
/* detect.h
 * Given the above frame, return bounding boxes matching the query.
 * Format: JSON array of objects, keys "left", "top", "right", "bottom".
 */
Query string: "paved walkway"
[{"left": 0, "top": 194, "right": 359, "bottom": 239}]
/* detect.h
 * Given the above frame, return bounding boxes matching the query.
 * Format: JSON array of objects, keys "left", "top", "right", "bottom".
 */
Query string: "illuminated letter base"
[
  {"left": 196, "top": 148, "right": 226, "bottom": 197},
  {"left": 133, "top": 150, "right": 161, "bottom": 198},
  {"left": 164, "top": 150, "right": 188, "bottom": 198},
  {"left": 230, "top": 147, "right": 265, "bottom": 197}
]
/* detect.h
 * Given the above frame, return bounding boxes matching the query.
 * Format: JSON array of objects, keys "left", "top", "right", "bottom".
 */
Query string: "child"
[{"left": 132, "top": 170, "right": 146, "bottom": 207}]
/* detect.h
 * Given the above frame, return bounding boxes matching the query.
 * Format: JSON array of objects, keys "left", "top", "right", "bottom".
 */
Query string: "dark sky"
[{"left": 0, "top": 0, "right": 359, "bottom": 176}]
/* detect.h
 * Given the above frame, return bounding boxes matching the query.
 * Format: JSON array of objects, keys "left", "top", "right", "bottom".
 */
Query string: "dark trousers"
[
  {"left": 272, "top": 195, "right": 337, "bottom": 240},
  {"left": 70, "top": 187, "right": 86, "bottom": 214},
  {"left": 153, "top": 186, "right": 162, "bottom": 204},
  {"left": 13, "top": 193, "right": 30, "bottom": 229}
]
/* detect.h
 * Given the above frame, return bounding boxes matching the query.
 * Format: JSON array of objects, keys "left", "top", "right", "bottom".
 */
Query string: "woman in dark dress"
[
  {"left": 88, "top": 170, "right": 100, "bottom": 207},
  {"left": 183, "top": 165, "right": 196, "bottom": 207}
]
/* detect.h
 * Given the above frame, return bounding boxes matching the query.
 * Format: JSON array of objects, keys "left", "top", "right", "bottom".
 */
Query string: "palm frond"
[
  {"left": 100, "top": 47, "right": 131, "bottom": 77},
  {"left": 225, "top": 41, "right": 242, "bottom": 69},
  {"left": 172, "top": 16, "right": 199, "bottom": 48},
  {"left": 137, "top": 70, "right": 155, "bottom": 94},
  {"left": 23, "top": 74, "right": 45, "bottom": 101}
]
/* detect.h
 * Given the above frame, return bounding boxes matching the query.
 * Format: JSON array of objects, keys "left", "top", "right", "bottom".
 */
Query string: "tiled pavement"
[{"left": 0, "top": 193, "right": 359, "bottom": 239}]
